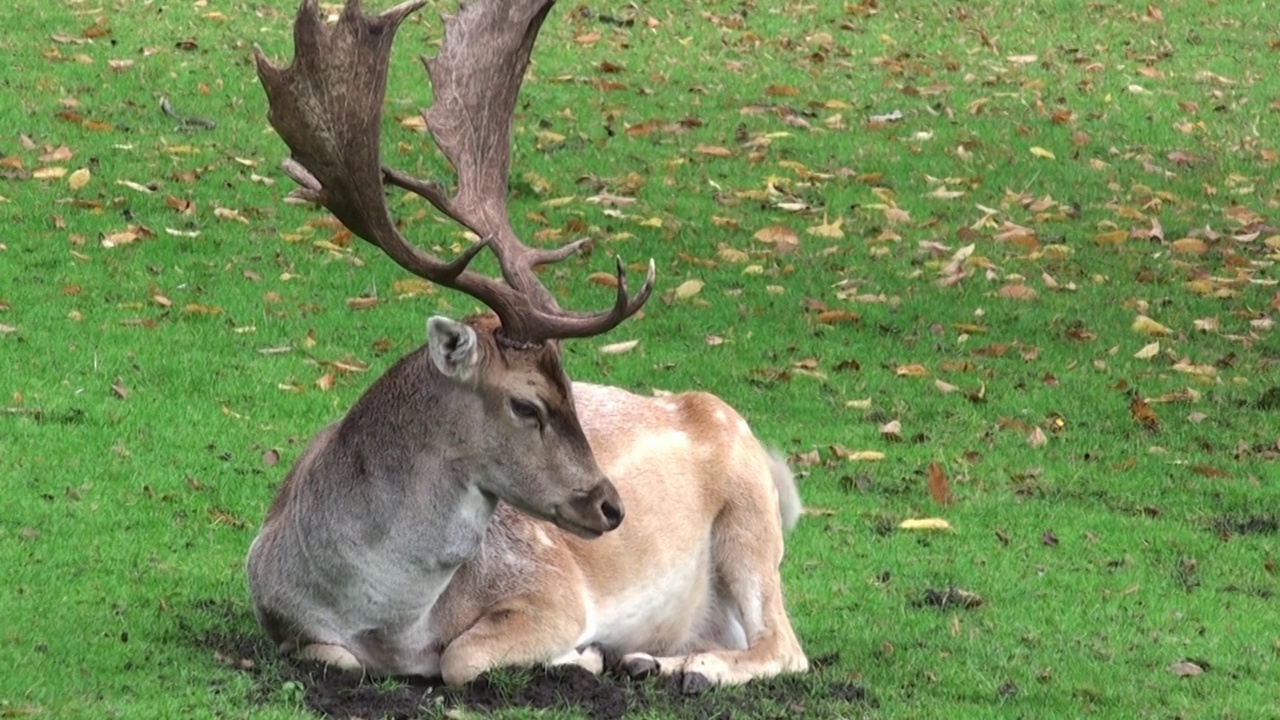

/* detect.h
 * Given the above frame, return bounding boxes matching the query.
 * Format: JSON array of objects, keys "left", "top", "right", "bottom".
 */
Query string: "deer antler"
[{"left": 254, "top": 0, "right": 654, "bottom": 344}]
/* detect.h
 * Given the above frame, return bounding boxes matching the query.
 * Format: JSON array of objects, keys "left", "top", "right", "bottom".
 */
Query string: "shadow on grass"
[{"left": 179, "top": 599, "right": 874, "bottom": 719}]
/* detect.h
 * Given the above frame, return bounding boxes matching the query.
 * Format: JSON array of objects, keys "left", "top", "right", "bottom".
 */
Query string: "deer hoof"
[
  {"left": 679, "top": 670, "right": 711, "bottom": 695},
  {"left": 620, "top": 653, "right": 660, "bottom": 680}
]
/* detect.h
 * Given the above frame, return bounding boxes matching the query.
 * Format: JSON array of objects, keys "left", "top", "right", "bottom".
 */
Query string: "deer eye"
[{"left": 509, "top": 398, "right": 543, "bottom": 427}]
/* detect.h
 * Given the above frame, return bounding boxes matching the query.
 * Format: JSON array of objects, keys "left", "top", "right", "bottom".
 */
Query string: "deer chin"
[{"left": 550, "top": 513, "right": 607, "bottom": 540}]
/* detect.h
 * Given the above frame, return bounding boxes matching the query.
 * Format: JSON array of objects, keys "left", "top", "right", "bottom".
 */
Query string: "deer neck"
[{"left": 300, "top": 349, "right": 502, "bottom": 617}]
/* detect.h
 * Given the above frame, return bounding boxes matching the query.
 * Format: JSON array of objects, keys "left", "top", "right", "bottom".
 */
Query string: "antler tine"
[
  {"left": 258, "top": 0, "right": 655, "bottom": 346},
  {"left": 418, "top": 0, "right": 655, "bottom": 344},
  {"left": 255, "top": 0, "right": 511, "bottom": 304}
]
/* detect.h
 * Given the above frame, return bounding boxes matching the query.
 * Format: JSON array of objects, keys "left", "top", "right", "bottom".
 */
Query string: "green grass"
[{"left": 2, "top": 0, "right": 1279, "bottom": 717}]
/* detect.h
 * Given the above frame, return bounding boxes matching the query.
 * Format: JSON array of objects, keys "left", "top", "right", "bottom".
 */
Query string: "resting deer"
[{"left": 246, "top": 0, "right": 808, "bottom": 691}]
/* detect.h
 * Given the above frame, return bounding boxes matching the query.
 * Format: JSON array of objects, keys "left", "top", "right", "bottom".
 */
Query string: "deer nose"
[{"left": 591, "top": 481, "right": 625, "bottom": 531}]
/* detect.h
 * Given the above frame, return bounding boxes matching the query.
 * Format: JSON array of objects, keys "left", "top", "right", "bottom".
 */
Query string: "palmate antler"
[{"left": 253, "top": 0, "right": 654, "bottom": 344}]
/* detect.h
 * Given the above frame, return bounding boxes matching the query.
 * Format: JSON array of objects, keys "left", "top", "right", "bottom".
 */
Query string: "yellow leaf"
[
  {"left": 587, "top": 272, "right": 619, "bottom": 288},
  {"left": 33, "top": 166, "right": 68, "bottom": 180},
  {"left": 1134, "top": 341, "right": 1160, "bottom": 359},
  {"left": 694, "top": 144, "right": 733, "bottom": 158},
  {"left": 638, "top": 216, "right": 664, "bottom": 228},
  {"left": 1170, "top": 238, "right": 1208, "bottom": 255},
  {"left": 399, "top": 115, "right": 427, "bottom": 132},
  {"left": 899, "top": 518, "right": 954, "bottom": 531},
  {"left": 599, "top": 339, "right": 639, "bottom": 355},
  {"left": 673, "top": 279, "right": 704, "bottom": 300},
  {"left": 1132, "top": 315, "right": 1171, "bottom": 336},
  {"left": 843, "top": 451, "right": 886, "bottom": 462},
  {"left": 390, "top": 278, "right": 435, "bottom": 298},
  {"left": 1029, "top": 146, "right": 1056, "bottom": 159},
  {"left": 67, "top": 167, "right": 91, "bottom": 190},
  {"left": 1093, "top": 229, "right": 1128, "bottom": 246},
  {"left": 806, "top": 214, "right": 845, "bottom": 239},
  {"left": 717, "top": 246, "right": 749, "bottom": 263}
]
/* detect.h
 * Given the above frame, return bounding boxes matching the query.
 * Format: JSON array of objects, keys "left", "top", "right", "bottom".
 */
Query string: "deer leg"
[
  {"left": 296, "top": 643, "right": 365, "bottom": 674},
  {"left": 622, "top": 486, "right": 808, "bottom": 690},
  {"left": 439, "top": 594, "right": 589, "bottom": 687}
]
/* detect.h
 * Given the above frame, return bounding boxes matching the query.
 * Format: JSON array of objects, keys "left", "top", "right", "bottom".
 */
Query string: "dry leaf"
[
  {"left": 68, "top": 167, "right": 91, "bottom": 190},
  {"left": 1132, "top": 315, "right": 1171, "bottom": 336},
  {"left": 816, "top": 310, "right": 859, "bottom": 325},
  {"left": 694, "top": 144, "right": 733, "bottom": 158},
  {"left": 899, "top": 518, "right": 953, "bottom": 531},
  {"left": 587, "top": 272, "right": 619, "bottom": 288},
  {"left": 1027, "top": 426, "right": 1048, "bottom": 447},
  {"left": 673, "top": 279, "right": 704, "bottom": 300},
  {"left": 806, "top": 214, "right": 845, "bottom": 239},
  {"left": 599, "top": 339, "right": 639, "bottom": 355},
  {"left": 1134, "top": 341, "right": 1160, "bottom": 359},
  {"left": 1128, "top": 391, "right": 1161, "bottom": 433},
  {"left": 998, "top": 284, "right": 1038, "bottom": 301},
  {"left": 753, "top": 225, "right": 800, "bottom": 246},
  {"left": 1029, "top": 146, "right": 1056, "bottom": 159},
  {"left": 1167, "top": 661, "right": 1204, "bottom": 677},
  {"left": 928, "top": 461, "right": 953, "bottom": 506},
  {"left": 935, "top": 379, "right": 959, "bottom": 394},
  {"left": 880, "top": 420, "right": 903, "bottom": 442},
  {"left": 895, "top": 364, "right": 929, "bottom": 377}
]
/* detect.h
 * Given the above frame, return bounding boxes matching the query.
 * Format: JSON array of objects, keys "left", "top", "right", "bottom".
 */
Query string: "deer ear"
[{"left": 427, "top": 316, "right": 479, "bottom": 382}]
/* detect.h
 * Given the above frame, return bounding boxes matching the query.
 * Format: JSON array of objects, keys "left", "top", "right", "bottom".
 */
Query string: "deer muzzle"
[{"left": 557, "top": 480, "right": 625, "bottom": 538}]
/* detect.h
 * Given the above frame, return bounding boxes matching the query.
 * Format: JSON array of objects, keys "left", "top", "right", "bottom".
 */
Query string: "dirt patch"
[
  {"left": 185, "top": 603, "right": 873, "bottom": 719},
  {"left": 1211, "top": 513, "right": 1278, "bottom": 536}
]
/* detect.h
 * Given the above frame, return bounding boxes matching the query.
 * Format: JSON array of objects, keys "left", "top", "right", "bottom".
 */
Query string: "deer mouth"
[{"left": 552, "top": 515, "right": 606, "bottom": 540}]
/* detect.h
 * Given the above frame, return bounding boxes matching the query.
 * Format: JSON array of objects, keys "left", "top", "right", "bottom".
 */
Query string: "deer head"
[{"left": 253, "top": 0, "right": 653, "bottom": 536}]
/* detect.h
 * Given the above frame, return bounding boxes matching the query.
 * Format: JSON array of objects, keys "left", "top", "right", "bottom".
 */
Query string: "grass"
[{"left": 1, "top": 0, "right": 1278, "bottom": 717}]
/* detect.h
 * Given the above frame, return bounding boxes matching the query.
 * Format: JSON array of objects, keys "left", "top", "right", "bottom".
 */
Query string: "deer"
[{"left": 245, "top": 0, "right": 808, "bottom": 693}]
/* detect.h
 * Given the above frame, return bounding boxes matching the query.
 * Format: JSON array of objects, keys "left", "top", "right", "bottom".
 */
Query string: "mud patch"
[{"left": 187, "top": 602, "right": 873, "bottom": 719}]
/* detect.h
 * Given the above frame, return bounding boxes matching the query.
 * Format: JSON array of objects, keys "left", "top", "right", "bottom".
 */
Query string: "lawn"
[{"left": 1, "top": 0, "right": 1278, "bottom": 718}]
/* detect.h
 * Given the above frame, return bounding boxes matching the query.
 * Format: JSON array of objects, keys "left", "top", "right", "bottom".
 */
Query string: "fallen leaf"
[
  {"left": 1129, "top": 390, "right": 1161, "bottom": 433},
  {"left": 895, "top": 364, "right": 929, "bottom": 377},
  {"left": 806, "top": 214, "right": 845, "bottom": 238},
  {"left": 1132, "top": 315, "right": 1172, "bottom": 336},
  {"left": 67, "top": 167, "right": 91, "bottom": 190},
  {"left": 899, "top": 518, "right": 954, "bottom": 531},
  {"left": 1029, "top": 146, "right": 1056, "bottom": 160},
  {"left": 1134, "top": 341, "right": 1160, "bottom": 359},
  {"left": 1028, "top": 426, "right": 1048, "bottom": 447},
  {"left": 928, "top": 461, "right": 953, "bottom": 506},
  {"left": 673, "top": 279, "right": 704, "bottom": 300},
  {"left": 1167, "top": 661, "right": 1205, "bottom": 677},
  {"left": 880, "top": 420, "right": 903, "bottom": 443},
  {"left": 816, "top": 310, "right": 859, "bottom": 325},
  {"left": 693, "top": 144, "right": 733, "bottom": 158},
  {"left": 599, "top": 339, "right": 640, "bottom": 355}
]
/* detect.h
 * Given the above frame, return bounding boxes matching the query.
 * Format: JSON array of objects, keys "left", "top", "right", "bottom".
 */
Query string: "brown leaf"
[
  {"left": 895, "top": 364, "right": 929, "bottom": 377},
  {"left": 110, "top": 380, "right": 130, "bottom": 400},
  {"left": 209, "top": 508, "right": 246, "bottom": 528},
  {"left": 587, "top": 271, "right": 619, "bottom": 288},
  {"left": 262, "top": 449, "right": 280, "bottom": 466},
  {"left": 928, "top": 461, "right": 953, "bottom": 506},
  {"left": 346, "top": 297, "right": 379, "bottom": 310},
  {"left": 998, "top": 283, "right": 1038, "bottom": 301},
  {"left": 816, "top": 310, "right": 859, "bottom": 325},
  {"left": 693, "top": 144, "right": 733, "bottom": 158},
  {"left": 1128, "top": 390, "right": 1161, "bottom": 433}
]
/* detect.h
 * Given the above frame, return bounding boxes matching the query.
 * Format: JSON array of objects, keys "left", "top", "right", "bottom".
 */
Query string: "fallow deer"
[{"left": 246, "top": 0, "right": 808, "bottom": 691}]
